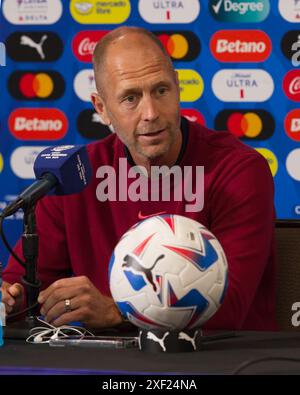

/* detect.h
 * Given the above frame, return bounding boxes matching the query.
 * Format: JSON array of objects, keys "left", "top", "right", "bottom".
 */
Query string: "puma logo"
[
  {"left": 178, "top": 330, "right": 199, "bottom": 350},
  {"left": 20, "top": 35, "right": 48, "bottom": 59},
  {"left": 147, "top": 331, "right": 169, "bottom": 352},
  {"left": 122, "top": 254, "right": 165, "bottom": 292}
]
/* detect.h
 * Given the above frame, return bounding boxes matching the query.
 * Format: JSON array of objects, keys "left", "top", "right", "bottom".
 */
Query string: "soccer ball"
[{"left": 109, "top": 214, "right": 228, "bottom": 331}]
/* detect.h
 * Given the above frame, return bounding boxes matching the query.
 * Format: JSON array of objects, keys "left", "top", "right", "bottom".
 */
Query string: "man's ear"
[{"left": 91, "top": 92, "right": 112, "bottom": 126}]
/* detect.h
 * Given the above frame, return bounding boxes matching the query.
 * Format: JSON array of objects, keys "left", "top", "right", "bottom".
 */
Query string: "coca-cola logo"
[
  {"left": 283, "top": 70, "right": 300, "bottom": 102},
  {"left": 72, "top": 30, "right": 109, "bottom": 62}
]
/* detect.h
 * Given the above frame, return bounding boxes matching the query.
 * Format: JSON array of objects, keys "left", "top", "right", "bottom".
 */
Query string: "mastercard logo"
[
  {"left": 8, "top": 71, "right": 65, "bottom": 100},
  {"left": 215, "top": 110, "right": 274, "bottom": 140},
  {"left": 155, "top": 31, "right": 200, "bottom": 61},
  {"left": 255, "top": 148, "right": 278, "bottom": 177}
]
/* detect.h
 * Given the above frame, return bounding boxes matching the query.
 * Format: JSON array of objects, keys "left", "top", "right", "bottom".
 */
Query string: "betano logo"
[
  {"left": 286, "top": 149, "right": 300, "bottom": 181},
  {"left": 210, "top": 30, "right": 271, "bottom": 62},
  {"left": 255, "top": 148, "right": 278, "bottom": 177},
  {"left": 8, "top": 71, "right": 65, "bottom": 100},
  {"left": 215, "top": 109, "right": 274, "bottom": 140},
  {"left": 209, "top": 0, "right": 269, "bottom": 22},
  {"left": 72, "top": 30, "right": 109, "bottom": 63},
  {"left": 212, "top": 69, "right": 274, "bottom": 102},
  {"left": 181, "top": 109, "right": 205, "bottom": 126},
  {"left": 285, "top": 109, "right": 300, "bottom": 142},
  {"left": 155, "top": 31, "right": 200, "bottom": 61},
  {"left": 70, "top": 0, "right": 130, "bottom": 24},
  {"left": 3, "top": 0, "right": 62, "bottom": 25},
  {"left": 177, "top": 69, "right": 204, "bottom": 102},
  {"left": 138, "top": 0, "right": 200, "bottom": 23},
  {"left": 10, "top": 146, "right": 47, "bottom": 179},
  {"left": 279, "top": 0, "right": 300, "bottom": 23},
  {"left": 283, "top": 69, "right": 300, "bottom": 102},
  {"left": 8, "top": 108, "right": 68, "bottom": 141}
]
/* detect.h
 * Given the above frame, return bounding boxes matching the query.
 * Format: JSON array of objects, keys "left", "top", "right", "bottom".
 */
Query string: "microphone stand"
[{"left": 4, "top": 205, "right": 42, "bottom": 339}]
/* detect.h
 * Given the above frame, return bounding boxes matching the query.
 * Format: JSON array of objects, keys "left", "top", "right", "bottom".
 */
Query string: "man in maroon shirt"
[{"left": 1, "top": 27, "right": 277, "bottom": 330}]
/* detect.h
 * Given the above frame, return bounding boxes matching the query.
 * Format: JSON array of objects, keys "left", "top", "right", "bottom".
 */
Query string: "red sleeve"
[
  {"left": 3, "top": 196, "right": 71, "bottom": 290},
  {"left": 204, "top": 152, "right": 275, "bottom": 330}
]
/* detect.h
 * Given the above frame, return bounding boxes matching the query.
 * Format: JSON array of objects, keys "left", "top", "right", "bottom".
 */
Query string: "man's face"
[{"left": 92, "top": 34, "right": 181, "bottom": 163}]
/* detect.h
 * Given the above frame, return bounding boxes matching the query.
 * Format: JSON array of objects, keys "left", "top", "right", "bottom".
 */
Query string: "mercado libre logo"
[
  {"left": 0, "top": 152, "right": 3, "bottom": 174},
  {"left": 209, "top": 0, "right": 270, "bottom": 22},
  {"left": 177, "top": 69, "right": 204, "bottom": 102},
  {"left": 215, "top": 109, "right": 274, "bottom": 140},
  {"left": 155, "top": 31, "right": 201, "bottom": 61},
  {"left": 2, "top": 0, "right": 63, "bottom": 25},
  {"left": 138, "top": 0, "right": 200, "bottom": 23},
  {"left": 70, "top": 0, "right": 130, "bottom": 24},
  {"left": 210, "top": 30, "right": 272, "bottom": 62},
  {"left": 72, "top": 30, "right": 109, "bottom": 62},
  {"left": 255, "top": 148, "right": 278, "bottom": 177},
  {"left": 8, "top": 71, "right": 65, "bottom": 100}
]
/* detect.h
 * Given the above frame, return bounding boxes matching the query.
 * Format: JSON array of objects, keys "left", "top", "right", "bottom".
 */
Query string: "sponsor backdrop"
[{"left": 0, "top": 0, "right": 299, "bottom": 265}]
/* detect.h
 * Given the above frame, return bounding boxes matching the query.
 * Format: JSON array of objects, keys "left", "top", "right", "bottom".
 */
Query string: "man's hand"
[
  {"left": 38, "top": 276, "right": 123, "bottom": 328},
  {"left": 1, "top": 281, "right": 24, "bottom": 314}
]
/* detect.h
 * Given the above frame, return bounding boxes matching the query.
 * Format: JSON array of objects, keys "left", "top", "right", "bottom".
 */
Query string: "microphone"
[{"left": 1, "top": 145, "right": 92, "bottom": 218}]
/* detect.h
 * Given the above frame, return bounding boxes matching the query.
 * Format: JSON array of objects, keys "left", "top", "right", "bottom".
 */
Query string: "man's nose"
[{"left": 140, "top": 95, "right": 159, "bottom": 122}]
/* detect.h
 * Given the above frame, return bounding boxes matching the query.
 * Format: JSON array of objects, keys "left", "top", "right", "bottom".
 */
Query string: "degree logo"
[
  {"left": 283, "top": 70, "right": 300, "bottom": 102},
  {"left": 72, "top": 31, "right": 109, "bottom": 63},
  {"left": 8, "top": 71, "right": 65, "bottom": 100},
  {"left": 210, "top": 30, "right": 271, "bottom": 62},
  {"left": 177, "top": 70, "right": 204, "bottom": 102},
  {"left": 3, "top": 0, "right": 62, "bottom": 25},
  {"left": 138, "top": 0, "right": 200, "bottom": 23},
  {"left": 10, "top": 146, "right": 47, "bottom": 179},
  {"left": 70, "top": 0, "right": 130, "bottom": 24},
  {"left": 284, "top": 109, "right": 300, "bottom": 142},
  {"left": 279, "top": 0, "right": 300, "bottom": 23},
  {"left": 73, "top": 69, "right": 96, "bottom": 102},
  {"left": 286, "top": 149, "right": 300, "bottom": 181},
  {"left": 215, "top": 109, "right": 274, "bottom": 140},
  {"left": 6, "top": 32, "right": 63, "bottom": 62},
  {"left": 155, "top": 31, "right": 200, "bottom": 61},
  {"left": 77, "top": 109, "right": 112, "bottom": 140},
  {"left": 255, "top": 148, "right": 278, "bottom": 177},
  {"left": 281, "top": 31, "right": 300, "bottom": 66},
  {"left": 8, "top": 108, "right": 68, "bottom": 141},
  {"left": 209, "top": 0, "right": 270, "bottom": 22},
  {"left": 180, "top": 109, "right": 205, "bottom": 126},
  {"left": 212, "top": 69, "right": 274, "bottom": 102}
]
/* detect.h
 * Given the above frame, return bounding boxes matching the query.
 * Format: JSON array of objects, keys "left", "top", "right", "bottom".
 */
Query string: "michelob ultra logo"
[
  {"left": 209, "top": 0, "right": 270, "bottom": 22},
  {"left": 279, "top": 0, "right": 300, "bottom": 23},
  {"left": 9, "top": 108, "right": 68, "bottom": 141},
  {"left": 286, "top": 149, "right": 300, "bottom": 181},
  {"left": 3, "top": 0, "right": 63, "bottom": 25},
  {"left": 212, "top": 69, "right": 274, "bottom": 102},
  {"left": 177, "top": 70, "right": 204, "bottom": 102},
  {"left": 70, "top": 0, "right": 130, "bottom": 24},
  {"left": 138, "top": 0, "right": 200, "bottom": 23},
  {"left": 210, "top": 30, "right": 271, "bottom": 62},
  {"left": 155, "top": 31, "right": 200, "bottom": 61},
  {"left": 215, "top": 109, "right": 274, "bottom": 140},
  {"left": 255, "top": 148, "right": 278, "bottom": 177}
]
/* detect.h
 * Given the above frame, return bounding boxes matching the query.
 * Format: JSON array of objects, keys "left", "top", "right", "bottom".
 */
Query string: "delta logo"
[
  {"left": 283, "top": 70, "right": 300, "bottom": 102},
  {"left": 72, "top": 31, "right": 109, "bottom": 62},
  {"left": 279, "top": 0, "right": 300, "bottom": 23},
  {"left": 285, "top": 109, "right": 300, "bottom": 142},
  {"left": 215, "top": 109, "right": 274, "bottom": 140},
  {"left": 138, "top": 0, "right": 200, "bottom": 23},
  {"left": 70, "top": 0, "right": 130, "bottom": 24},
  {"left": 155, "top": 31, "right": 200, "bottom": 61},
  {"left": 180, "top": 109, "right": 205, "bottom": 126},
  {"left": 10, "top": 146, "right": 47, "bottom": 179},
  {"left": 8, "top": 108, "right": 68, "bottom": 141},
  {"left": 209, "top": 0, "right": 270, "bottom": 22},
  {"left": 8, "top": 71, "right": 65, "bottom": 100},
  {"left": 6, "top": 31, "right": 63, "bottom": 62},
  {"left": 3, "top": 0, "right": 62, "bottom": 25},
  {"left": 177, "top": 69, "right": 204, "bottom": 102},
  {"left": 212, "top": 69, "right": 274, "bottom": 102},
  {"left": 210, "top": 30, "right": 271, "bottom": 62},
  {"left": 281, "top": 31, "right": 300, "bottom": 67}
]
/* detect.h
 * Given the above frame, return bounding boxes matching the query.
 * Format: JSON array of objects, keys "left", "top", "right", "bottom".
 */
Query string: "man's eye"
[
  {"left": 124, "top": 95, "right": 136, "bottom": 103},
  {"left": 157, "top": 87, "right": 167, "bottom": 95}
]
